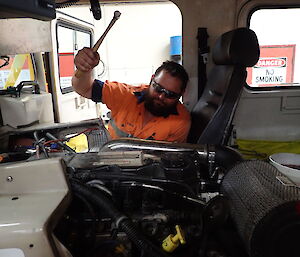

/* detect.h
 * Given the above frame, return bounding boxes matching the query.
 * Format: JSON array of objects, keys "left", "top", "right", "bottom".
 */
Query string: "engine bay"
[
  {"left": 55, "top": 144, "right": 244, "bottom": 257},
  {"left": 0, "top": 121, "right": 300, "bottom": 257}
]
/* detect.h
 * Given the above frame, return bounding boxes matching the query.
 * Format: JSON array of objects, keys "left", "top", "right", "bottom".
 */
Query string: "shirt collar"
[{"left": 134, "top": 90, "right": 179, "bottom": 116}]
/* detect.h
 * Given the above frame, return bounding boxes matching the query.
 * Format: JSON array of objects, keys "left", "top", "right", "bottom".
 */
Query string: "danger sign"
[
  {"left": 247, "top": 45, "right": 295, "bottom": 87},
  {"left": 255, "top": 57, "right": 286, "bottom": 68},
  {"left": 254, "top": 57, "right": 287, "bottom": 84}
]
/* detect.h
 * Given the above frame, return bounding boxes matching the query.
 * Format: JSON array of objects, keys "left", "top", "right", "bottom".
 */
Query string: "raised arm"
[{"left": 72, "top": 47, "right": 100, "bottom": 99}]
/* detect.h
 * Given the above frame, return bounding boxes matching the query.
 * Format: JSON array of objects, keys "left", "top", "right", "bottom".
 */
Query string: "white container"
[
  {"left": 0, "top": 92, "right": 54, "bottom": 128},
  {"left": 269, "top": 153, "right": 300, "bottom": 185}
]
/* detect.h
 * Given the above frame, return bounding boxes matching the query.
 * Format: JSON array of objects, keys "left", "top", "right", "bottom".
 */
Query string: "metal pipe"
[
  {"left": 100, "top": 139, "right": 243, "bottom": 171},
  {"left": 100, "top": 138, "right": 207, "bottom": 153}
]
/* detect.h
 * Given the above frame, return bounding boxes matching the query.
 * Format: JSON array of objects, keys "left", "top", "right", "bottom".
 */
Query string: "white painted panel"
[
  {"left": 0, "top": 248, "right": 25, "bottom": 257},
  {"left": 0, "top": 19, "right": 52, "bottom": 55}
]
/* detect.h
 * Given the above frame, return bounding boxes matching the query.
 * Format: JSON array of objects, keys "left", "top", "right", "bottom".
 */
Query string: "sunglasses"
[{"left": 151, "top": 80, "right": 181, "bottom": 99}]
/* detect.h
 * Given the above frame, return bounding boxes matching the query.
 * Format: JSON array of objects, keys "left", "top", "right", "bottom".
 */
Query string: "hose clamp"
[{"left": 115, "top": 215, "right": 128, "bottom": 228}]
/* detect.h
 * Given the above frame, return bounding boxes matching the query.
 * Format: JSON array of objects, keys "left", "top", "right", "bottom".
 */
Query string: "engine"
[{"left": 54, "top": 140, "right": 244, "bottom": 257}]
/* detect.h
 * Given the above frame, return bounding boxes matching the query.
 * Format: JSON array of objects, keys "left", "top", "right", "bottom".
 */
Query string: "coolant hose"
[
  {"left": 70, "top": 179, "right": 170, "bottom": 257},
  {"left": 215, "top": 145, "right": 243, "bottom": 169}
]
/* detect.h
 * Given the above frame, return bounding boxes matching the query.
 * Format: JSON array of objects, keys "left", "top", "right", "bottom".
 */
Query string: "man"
[{"left": 72, "top": 47, "right": 191, "bottom": 143}]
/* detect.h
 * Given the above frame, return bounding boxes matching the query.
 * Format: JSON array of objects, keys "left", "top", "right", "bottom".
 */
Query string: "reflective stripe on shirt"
[{"left": 109, "top": 118, "right": 134, "bottom": 138}]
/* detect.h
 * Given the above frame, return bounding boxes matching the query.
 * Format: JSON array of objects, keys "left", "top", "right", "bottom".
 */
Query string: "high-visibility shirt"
[{"left": 91, "top": 80, "right": 191, "bottom": 143}]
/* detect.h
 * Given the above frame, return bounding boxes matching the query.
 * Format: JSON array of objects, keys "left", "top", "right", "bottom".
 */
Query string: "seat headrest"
[{"left": 212, "top": 28, "right": 260, "bottom": 67}]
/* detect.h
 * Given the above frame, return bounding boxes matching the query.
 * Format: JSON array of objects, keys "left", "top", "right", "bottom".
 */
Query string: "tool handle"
[
  {"left": 74, "top": 19, "right": 114, "bottom": 79},
  {"left": 93, "top": 18, "right": 118, "bottom": 52},
  {"left": 74, "top": 10, "right": 121, "bottom": 79}
]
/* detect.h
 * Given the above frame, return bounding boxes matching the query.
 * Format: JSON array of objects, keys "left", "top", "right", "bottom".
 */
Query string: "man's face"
[{"left": 144, "top": 70, "right": 183, "bottom": 117}]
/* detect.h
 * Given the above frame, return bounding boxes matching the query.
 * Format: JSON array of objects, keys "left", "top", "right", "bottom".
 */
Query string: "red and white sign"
[
  {"left": 247, "top": 45, "right": 295, "bottom": 87},
  {"left": 255, "top": 57, "right": 286, "bottom": 68},
  {"left": 58, "top": 52, "right": 75, "bottom": 90}
]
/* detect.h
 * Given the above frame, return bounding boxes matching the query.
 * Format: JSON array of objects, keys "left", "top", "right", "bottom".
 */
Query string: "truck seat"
[{"left": 188, "top": 27, "right": 260, "bottom": 144}]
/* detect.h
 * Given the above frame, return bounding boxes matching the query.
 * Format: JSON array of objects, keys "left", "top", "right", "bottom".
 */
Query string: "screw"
[{"left": 6, "top": 176, "right": 13, "bottom": 182}]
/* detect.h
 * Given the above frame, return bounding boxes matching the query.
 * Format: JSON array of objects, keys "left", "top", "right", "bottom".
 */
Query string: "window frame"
[
  {"left": 246, "top": 5, "right": 300, "bottom": 92},
  {"left": 56, "top": 21, "right": 92, "bottom": 94}
]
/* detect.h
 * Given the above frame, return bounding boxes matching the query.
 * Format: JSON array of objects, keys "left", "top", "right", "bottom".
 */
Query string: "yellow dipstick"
[
  {"left": 115, "top": 244, "right": 126, "bottom": 254},
  {"left": 162, "top": 225, "right": 186, "bottom": 253}
]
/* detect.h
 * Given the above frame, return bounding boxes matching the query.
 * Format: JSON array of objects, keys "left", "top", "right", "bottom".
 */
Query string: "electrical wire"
[
  {"left": 0, "top": 56, "right": 10, "bottom": 69},
  {"left": 43, "top": 127, "right": 99, "bottom": 146},
  {"left": 33, "top": 131, "right": 49, "bottom": 158}
]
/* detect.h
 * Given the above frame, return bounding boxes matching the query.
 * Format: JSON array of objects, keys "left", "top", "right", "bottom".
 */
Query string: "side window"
[
  {"left": 247, "top": 8, "right": 300, "bottom": 89},
  {"left": 57, "top": 23, "right": 92, "bottom": 93},
  {"left": 0, "top": 54, "right": 35, "bottom": 89}
]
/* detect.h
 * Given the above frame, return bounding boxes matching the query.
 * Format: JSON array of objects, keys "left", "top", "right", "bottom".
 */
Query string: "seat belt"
[{"left": 197, "top": 28, "right": 209, "bottom": 98}]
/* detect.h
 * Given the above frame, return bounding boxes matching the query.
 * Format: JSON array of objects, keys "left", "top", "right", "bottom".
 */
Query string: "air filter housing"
[{"left": 221, "top": 160, "right": 300, "bottom": 257}]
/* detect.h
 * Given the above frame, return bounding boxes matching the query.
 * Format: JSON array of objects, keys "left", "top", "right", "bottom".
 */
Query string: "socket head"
[{"left": 114, "top": 10, "right": 121, "bottom": 19}]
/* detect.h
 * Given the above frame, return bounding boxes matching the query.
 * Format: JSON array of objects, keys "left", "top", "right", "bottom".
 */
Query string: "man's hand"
[
  {"left": 74, "top": 47, "right": 100, "bottom": 72},
  {"left": 72, "top": 47, "right": 100, "bottom": 99}
]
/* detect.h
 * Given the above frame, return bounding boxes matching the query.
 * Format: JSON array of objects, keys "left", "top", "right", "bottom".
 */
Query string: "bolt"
[{"left": 6, "top": 176, "right": 13, "bottom": 182}]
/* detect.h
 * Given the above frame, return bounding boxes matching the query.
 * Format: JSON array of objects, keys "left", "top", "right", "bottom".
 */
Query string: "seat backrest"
[{"left": 188, "top": 28, "right": 260, "bottom": 144}]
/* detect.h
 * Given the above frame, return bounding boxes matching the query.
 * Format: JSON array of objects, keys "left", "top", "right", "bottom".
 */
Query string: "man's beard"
[{"left": 144, "top": 90, "right": 177, "bottom": 117}]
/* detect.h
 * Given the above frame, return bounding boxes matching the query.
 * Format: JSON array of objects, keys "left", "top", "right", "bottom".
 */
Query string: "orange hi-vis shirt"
[{"left": 91, "top": 80, "right": 191, "bottom": 143}]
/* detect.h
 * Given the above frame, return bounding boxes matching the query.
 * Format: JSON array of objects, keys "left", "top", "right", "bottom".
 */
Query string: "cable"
[
  {"left": 45, "top": 132, "right": 76, "bottom": 153},
  {"left": 72, "top": 170, "right": 197, "bottom": 197},
  {"left": 0, "top": 56, "right": 10, "bottom": 69},
  {"left": 65, "top": 127, "right": 99, "bottom": 140},
  {"left": 120, "top": 181, "right": 206, "bottom": 206},
  {"left": 33, "top": 131, "right": 49, "bottom": 158}
]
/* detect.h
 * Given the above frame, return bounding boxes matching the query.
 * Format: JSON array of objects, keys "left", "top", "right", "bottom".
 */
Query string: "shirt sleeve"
[
  {"left": 91, "top": 79, "right": 104, "bottom": 102},
  {"left": 102, "top": 80, "right": 134, "bottom": 112}
]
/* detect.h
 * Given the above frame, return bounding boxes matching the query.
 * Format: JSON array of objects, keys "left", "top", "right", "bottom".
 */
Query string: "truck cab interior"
[{"left": 0, "top": 1, "right": 300, "bottom": 257}]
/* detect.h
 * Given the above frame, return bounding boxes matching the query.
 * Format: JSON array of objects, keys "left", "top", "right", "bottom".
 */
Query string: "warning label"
[
  {"left": 247, "top": 45, "right": 295, "bottom": 87},
  {"left": 255, "top": 57, "right": 286, "bottom": 68},
  {"left": 253, "top": 57, "right": 287, "bottom": 85}
]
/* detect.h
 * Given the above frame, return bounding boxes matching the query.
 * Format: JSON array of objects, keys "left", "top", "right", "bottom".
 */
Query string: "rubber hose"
[
  {"left": 119, "top": 219, "right": 170, "bottom": 257},
  {"left": 71, "top": 179, "right": 121, "bottom": 220},
  {"left": 70, "top": 179, "right": 169, "bottom": 257},
  {"left": 215, "top": 145, "right": 243, "bottom": 169}
]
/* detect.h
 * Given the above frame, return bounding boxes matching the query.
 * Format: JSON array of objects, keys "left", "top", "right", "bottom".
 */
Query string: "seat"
[{"left": 188, "top": 27, "right": 260, "bottom": 144}]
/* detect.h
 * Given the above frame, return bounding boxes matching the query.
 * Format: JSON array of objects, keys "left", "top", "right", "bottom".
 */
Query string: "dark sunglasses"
[{"left": 150, "top": 80, "right": 181, "bottom": 99}]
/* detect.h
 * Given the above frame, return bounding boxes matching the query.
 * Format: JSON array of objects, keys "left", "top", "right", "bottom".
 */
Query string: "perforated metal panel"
[{"left": 221, "top": 160, "right": 300, "bottom": 257}]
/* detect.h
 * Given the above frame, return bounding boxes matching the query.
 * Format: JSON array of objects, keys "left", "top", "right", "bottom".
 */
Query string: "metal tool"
[{"left": 74, "top": 10, "right": 121, "bottom": 78}]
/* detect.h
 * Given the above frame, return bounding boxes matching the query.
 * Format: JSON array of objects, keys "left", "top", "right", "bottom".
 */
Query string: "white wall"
[{"left": 62, "top": 2, "right": 182, "bottom": 85}]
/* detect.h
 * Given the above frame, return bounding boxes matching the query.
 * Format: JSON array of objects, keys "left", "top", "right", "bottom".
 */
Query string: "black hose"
[
  {"left": 73, "top": 192, "right": 97, "bottom": 243},
  {"left": 70, "top": 179, "right": 170, "bottom": 257},
  {"left": 72, "top": 170, "right": 196, "bottom": 197},
  {"left": 71, "top": 179, "right": 121, "bottom": 220},
  {"left": 215, "top": 145, "right": 243, "bottom": 169},
  {"left": 119, "top": 219, "right": 170, "bottom": 257}
]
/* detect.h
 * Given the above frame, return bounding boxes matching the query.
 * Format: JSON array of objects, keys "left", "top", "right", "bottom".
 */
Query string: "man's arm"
[{"left": 72, "top": 47, "right": 100, "bottom": 99}]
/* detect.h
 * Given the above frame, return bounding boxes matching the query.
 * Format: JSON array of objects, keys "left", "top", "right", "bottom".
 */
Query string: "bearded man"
[{"left": 72, "top": 47, "right": 191, "bottom": 143}]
